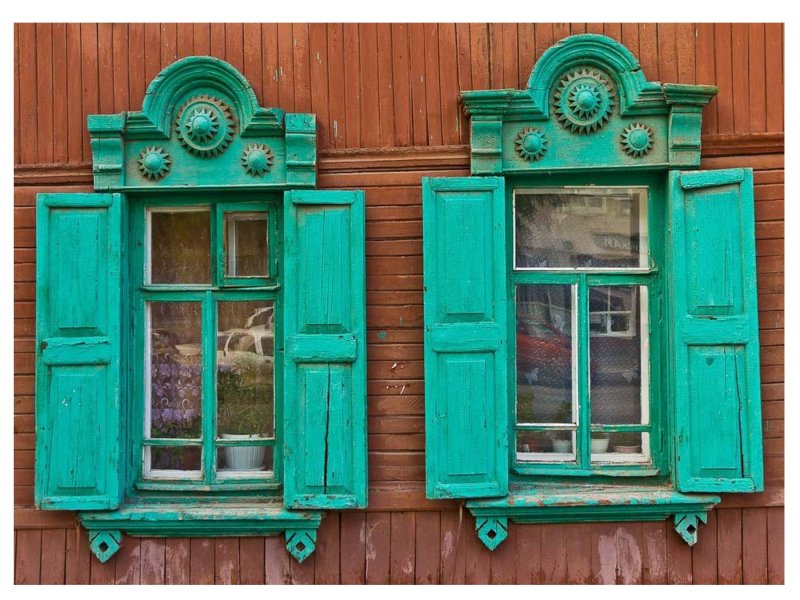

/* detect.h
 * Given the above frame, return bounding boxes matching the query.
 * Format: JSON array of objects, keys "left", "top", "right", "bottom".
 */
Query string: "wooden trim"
[{"left": 13, "top": 133, "right": 784, "bottom": 186}]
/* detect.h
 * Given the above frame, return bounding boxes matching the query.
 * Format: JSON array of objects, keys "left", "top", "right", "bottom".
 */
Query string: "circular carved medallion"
[
  {"left": 175, "top": 95, "right": 235, "bottom": 157},
  {"left": 620, "top": 123, "right": 654, "bottom": 158},
  {"left": 241, "top": 143, "right": 275, "bottom": 177},
  {"left": 514, "top": 127, "right": 549, "bottom": 162},
  {"left": 137, "top": 146, "right": 171, "bottom": 181},
  {"left": 553, "top": 67, "right": 615, "bottom": 134}
]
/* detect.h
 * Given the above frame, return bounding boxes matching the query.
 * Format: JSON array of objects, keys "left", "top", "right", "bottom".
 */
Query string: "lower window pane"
[
  {"left": 216, "top": 445, "right": 274, "bottom": 477},
  {"left": 516, "top": 284, "right": 575, "bottom": 425},
  {"left": 516, "top": 430, "right": 575, "bottom": 461},
  {"left": 590, "top": 286, "right": 648, "bottom": 425},
  {"left": 592, "top": 432, "right": 649, "bottom": 463},
  {"left": 148, "top": 302, "right": 203, "bottom": 439},
  {"left": 146, "top": 446, "right": 202, "bottom": 475},
  {"left": 217, "top": 301, "right": 276, "bottom": 439}
]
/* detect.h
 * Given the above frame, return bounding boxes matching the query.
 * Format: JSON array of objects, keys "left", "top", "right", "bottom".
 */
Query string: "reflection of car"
[{"left": 516, "top": 319, "right": 572, "bottom": 387}]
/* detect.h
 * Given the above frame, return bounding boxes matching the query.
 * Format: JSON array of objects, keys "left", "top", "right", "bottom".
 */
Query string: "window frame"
[
  {"left": 129, "top": 193, "right": 284, "bottom": 495},
  {"left": 506, "top": 172, "right": 668, "bottom": 479}
]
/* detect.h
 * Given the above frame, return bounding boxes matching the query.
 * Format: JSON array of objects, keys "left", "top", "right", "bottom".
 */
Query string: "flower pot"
[
  {"left": 613, "top": 444, "right": 642, "bottom": 454},
  {"left": 221, "top": 433, "right": 266, "bottom": 471},
  {"left": 551, "top": 438, "right": 572, "bottom": 453},
  {"left": 591, "top": 436, "right": 610, "bottom": 453}
]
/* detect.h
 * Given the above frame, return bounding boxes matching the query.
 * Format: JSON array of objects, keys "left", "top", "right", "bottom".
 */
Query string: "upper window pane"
[
  {"left": 514, "top": 187, "right": 648, "bottom": 269},
  {"left": 148, "top": 209, "right": 211, "bottom": 284},
  {"left": 224, "top": 212, "right": 268, "bottom": 278}
]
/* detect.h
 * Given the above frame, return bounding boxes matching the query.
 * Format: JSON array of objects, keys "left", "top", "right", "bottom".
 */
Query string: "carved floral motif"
[
  {"left": 241, "top": 143, "right": 275, "bottom": 177},
  {"left": 137, "top": 146, "right": 171, "bottom": 181},
  {"left": 553, "top": 67, "right": 615, "bottom": 134},
  {"left": 175, "top": 95, "right": 236, "bottom": 157},
  {"left": 514, "top": 127, "right": 549, "bottom": 161},
  {"left": 620, "top": 123, "right": 655, "bottom": 158}
]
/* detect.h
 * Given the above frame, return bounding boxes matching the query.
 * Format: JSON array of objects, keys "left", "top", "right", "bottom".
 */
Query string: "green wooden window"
[{"left": 131, "top": 197, "right": 282, "bottom": 491}]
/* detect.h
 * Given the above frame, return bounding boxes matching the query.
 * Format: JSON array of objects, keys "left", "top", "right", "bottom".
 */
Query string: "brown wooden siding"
[{"left": 14, "top": 23, "right": 784, "bottom": 584}]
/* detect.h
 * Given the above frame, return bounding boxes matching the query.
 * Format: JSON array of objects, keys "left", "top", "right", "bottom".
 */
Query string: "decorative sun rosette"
[
  {"left": 137, "top": 146, "right": 171, "bottom": 181},
  {"left": 620, "top": 123, "right": 655, "bottom": 158},
  {"left": 175, "top": 95, "right": 236, "bottom": 157},
  {"left": 514, "top": 127, "right": 549, "bottom": 162},
  {"left": 553, "top": 67, "right": 615, "bottom": 134},
  {"left": 241, "top": 143, "right": 275, "bottom": 177}
]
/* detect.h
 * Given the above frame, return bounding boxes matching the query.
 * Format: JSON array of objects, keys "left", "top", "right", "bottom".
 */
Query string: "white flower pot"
[
  {"left": 551, "top": 439, "right": 572, "bottom": 453},
  {"left": 591, "top": 436, "right": 610, "bottom": 453},
  {"left": 221, "top": 433, "right": 266, "bottom": 471}
]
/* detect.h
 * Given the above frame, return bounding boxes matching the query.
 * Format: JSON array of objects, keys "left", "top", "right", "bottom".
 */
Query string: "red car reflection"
[{"left": 516, "top": 319, "right": 572, "bottom": 387}]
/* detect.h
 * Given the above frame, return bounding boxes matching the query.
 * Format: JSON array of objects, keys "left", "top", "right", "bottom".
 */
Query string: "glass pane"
[
  {"left": 217, "top": 301, "right": 276, "bottom": 438},
  {"left": 590, "top": 286, "right": 647, "bottom": 425},
  {"left": 516, "top": 284, "right": 574, "bottom": 424},
  {"left": 148, "top": 302, "right": 203, "bottom": 439},
  {"left": 149, "top": 209, "right": 211, "bottom": 284},
  {"left": 516, "top": 430, "right": 575, "bottom": 461},
  {"left": 217, "top": 445, "right": 274, "bottom": 476},
  {"left": 146, "top": 446, "right": 202, "bottom": 473},
  {"left": 225, "top": 212, "right": 268, "bottom": 277},
  {"left": 592, "top": 432, "right": 649, "bottom": 463},
  {"left": 515, "top": 188, "right": 648, "bottom": 268}
]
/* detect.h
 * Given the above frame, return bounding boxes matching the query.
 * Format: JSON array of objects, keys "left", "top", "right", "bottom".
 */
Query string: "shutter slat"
[
  {"left": 423, "top": 177, "right": 509, "bottom": 499},
  {"left": 669, "top": 169, "right": 764, "bottom": 493},
  {"left": 283, "top": 189, "right": 367, "bottom": 509}
]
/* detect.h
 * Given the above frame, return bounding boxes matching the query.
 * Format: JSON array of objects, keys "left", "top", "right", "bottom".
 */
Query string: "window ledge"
[
  {"left": 465, "top": 483, "right": 720, "bottom": 550},
  {"left": 78, "top": 502, "right": 322, "bottom": 563}
]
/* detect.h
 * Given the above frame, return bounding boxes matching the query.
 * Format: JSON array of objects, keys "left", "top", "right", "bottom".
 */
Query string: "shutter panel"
[
  {"left": 669, "top": 169, "right": 764, "bottom": 493},
  {"left": 35, "top": 193, "right": 124, "bottom": 510},
  {"left": 423, "top": 177, "right": 508, "bottom": 499},
  {"left": 283, "top": 190, "right": 367, "bottom": 509}
]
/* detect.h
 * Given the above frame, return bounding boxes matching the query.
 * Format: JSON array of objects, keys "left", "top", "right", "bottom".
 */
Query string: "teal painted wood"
[
  {"left": 283, "top": 189, "right": 367, "bottom": 509},
  {"left": 422, "top": 177, "right": 508, "bottom": 499},
  {"left": 87, "top": 56, "right": 316, "bottom": 192},
  {"left": 460, "top": 34, "right": 717, "bottom": 175},
  {"left": 35, "top": 192, "right": 124, "bottom": 510},
  {"left": 668, "top": 168, "right": 764, "bottom": 493}
]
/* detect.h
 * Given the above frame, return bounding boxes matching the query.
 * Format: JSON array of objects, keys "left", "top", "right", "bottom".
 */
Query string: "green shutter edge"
[{"left": 423, "top": 34, "right": 766, "bottom": 551}]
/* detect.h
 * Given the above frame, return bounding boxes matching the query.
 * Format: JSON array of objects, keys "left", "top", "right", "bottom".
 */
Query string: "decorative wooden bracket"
[
  {"left": 476, "top": 517, "right": 508, "bottom": 551},
  {"left": 88, "top": 529, "right": 122, "bottom": 563},
  {"left": 673, "top": 511, "right": 708, "bottom": 546},
  {"left": 285, "top": 528, "right": 318, "bottom": 563}
]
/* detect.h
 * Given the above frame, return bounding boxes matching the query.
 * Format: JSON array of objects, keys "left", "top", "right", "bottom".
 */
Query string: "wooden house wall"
[{"left": 14, "top": 23, "right": 784, "bottom": 584}]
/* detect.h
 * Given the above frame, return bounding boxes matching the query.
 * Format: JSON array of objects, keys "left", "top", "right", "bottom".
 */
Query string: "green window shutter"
[
  {"left": 422, "top": 177, "right": 508, "bottom": 499},
  {"left": 283, "top": 189, "right": 367, "bottom": 509},
  {"left": 668, "top": 168, "right": 764, "bottom": 493},
  {"left": 35, "top": 193, "right": 124, "bottom": 510}
]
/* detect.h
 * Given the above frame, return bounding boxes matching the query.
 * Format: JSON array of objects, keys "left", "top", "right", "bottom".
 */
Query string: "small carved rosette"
[
  {"left": 241, "top": 143, "right": 275, "bottom": 177},
  {"left": 620, "top": 123, "right": 655, "bottom": 158},
  {"left": 515, "top": 127, "right": 549, "bottom": 162},
  {"left": 137, "top": 146, "right": 171, "bottom": 181},
  {"left": 175, "top": 95, "right": 236, "bottom": 157},
  {"left": 553, "top": 67, "right": 616, "bottom": 134}
]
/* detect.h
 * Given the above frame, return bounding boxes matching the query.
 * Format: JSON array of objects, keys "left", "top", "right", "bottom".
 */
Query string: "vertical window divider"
[
  {"left": 577, "top": 274, "right": 590, "bottom": 468},
  {"left": 202, "top": 290, "right": 216, "bottom": 484}
]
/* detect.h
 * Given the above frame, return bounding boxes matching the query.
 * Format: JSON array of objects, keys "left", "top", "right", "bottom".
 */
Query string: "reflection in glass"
[
  {"left": 148, "top": 302, "right": 203, "bottom": 439},
  {"left": 147, "top": 446, "right": 202, "bottom": 473},
  {"left": 217, "top": 446, "right": 274, "bottom": 476},
  {"left": 225, "top": 212, "right": 268, "bottom": 277},
  {"left": 590, "top": 286, "right": 647, "bottom": 425},
  {"left": 149, "top": 209, "right": 211, "bottom": 283},
  {"left": 515, "top": 188, "right": 648, "bottom": 269},
  {"left": 516, "top": 284, "right": 574, "bottom": 425},
  {"left": 216, "top": 301, "right": 276, "bottom": 439},
  {"left": 517, "top": 431, "right": 575, "bottom": 460}
]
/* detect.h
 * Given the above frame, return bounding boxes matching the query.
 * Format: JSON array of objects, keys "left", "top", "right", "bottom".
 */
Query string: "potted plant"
[
  {"left": 217, "top": 356, "right": 273, "bottom": 471},
  {"left": 611, "top": 432, "right": 642, "bottom": 454},
  {"left": 549, "top": 402, "right": 573, "bottom": 453},
  {"left": 590, "top": 432, "right": 610, "bottom": 453}
]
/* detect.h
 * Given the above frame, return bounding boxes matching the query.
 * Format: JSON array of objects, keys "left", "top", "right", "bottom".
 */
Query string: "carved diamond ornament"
[
  {"left": 621, "top": 123, "right": 655, "bottom": 158},
  {"left": 553, "top": 67, "right": 615, "bottom": 134},
  {"left": 175, "top": 95, "right": 236, "bottom": 157},
  {"left": 241, "top": 143, "right": 275, "bottom": 177},
  {"left": 137, "top": 146, "right": 171, "bottom": 181},
  {"left": 514, "top": 127, "right": 549, "bottom": 162},
  {"left": 89, "top": 530, "right": 122, "bottom": 563}
]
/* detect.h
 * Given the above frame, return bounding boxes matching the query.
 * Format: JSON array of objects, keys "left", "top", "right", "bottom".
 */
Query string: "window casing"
[{"left": 130, "top": 195, "right": 283, "bottom": 492}]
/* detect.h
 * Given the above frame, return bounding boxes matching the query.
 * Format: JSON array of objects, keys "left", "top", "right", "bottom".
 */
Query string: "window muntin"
[
  {"left": 512, "top": 186, "right": 654, "bottom": 473},
  {"left": 136, "top": 201, "right": 279, "bottom": 488}
]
